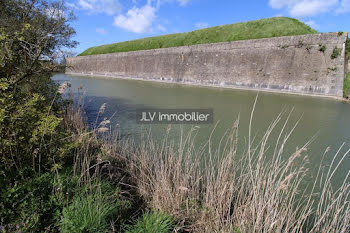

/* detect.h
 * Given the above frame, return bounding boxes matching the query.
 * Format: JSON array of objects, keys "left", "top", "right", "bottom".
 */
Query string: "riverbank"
[
  {"left": 2, "top": 0, "right": 349, "bottom": 231},
  {"left": 60, "top": 95, "right": 350, "bottom": 232},
  {"left": 2, "top": 78, "right": 350, "bottom": 232}
]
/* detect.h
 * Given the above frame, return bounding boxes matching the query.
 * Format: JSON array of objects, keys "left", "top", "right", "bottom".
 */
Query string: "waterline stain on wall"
[{"left": 67, "top": 33, "right": 348, "bottom": 97}]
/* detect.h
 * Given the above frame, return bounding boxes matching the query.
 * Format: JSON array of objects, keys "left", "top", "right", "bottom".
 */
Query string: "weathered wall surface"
[{"left": 67, "top": 33, "right": 348, "bottom": 97}]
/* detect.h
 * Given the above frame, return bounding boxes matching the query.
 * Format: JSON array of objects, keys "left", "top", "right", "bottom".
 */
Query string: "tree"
[{"left": 0, "top": 0, "right": 77, "bottom": 174}]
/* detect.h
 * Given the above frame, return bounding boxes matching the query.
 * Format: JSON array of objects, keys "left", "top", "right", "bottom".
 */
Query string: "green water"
[{"left": 52, "top": 73, "right": 350, "bottom": 187}]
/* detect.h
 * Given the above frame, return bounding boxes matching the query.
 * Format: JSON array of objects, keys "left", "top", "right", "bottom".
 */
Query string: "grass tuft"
[
  {"left": 331, "top": 46, "right": 342, "bottom": 59},
  {"left": 319, "top": 44, "right": 326, "bottom": 53},
  {"left": 79, "top": 17, "right": 317, "bottom": 56},
  {"left": 125, "top": 212, "right": 175, "bottom": 233},
  {"left": 59, "top": 181, "right": 129, "bottom": 233}
]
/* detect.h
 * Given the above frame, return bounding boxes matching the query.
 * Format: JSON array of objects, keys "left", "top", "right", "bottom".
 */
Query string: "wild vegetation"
[
  {"left": 79, "top": 17, "right": 317, "bottom": 56},
  {"left": 1, "top": 0, "right": 350, "bottom": 232},
  {"left": 0, "top": 0, "right": 171, "bottom": 231},
  {"left": 344, "top": 73, "right": 350, "bottom": 98}
]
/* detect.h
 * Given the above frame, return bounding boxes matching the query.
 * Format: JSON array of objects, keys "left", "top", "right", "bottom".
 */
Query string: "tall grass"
[
  {"left": 96, "top": 100, "right": 350, "bottom": 232},
  {"left": 79, "top": 17, "right": 317, "bottom": 56},
  {"left": 62, "top": 89, "right": 350, "bottom": 232},
  {"left": 60, "top": 182, "right": 127, "bottom": 233},
  {"left": 125, "top": 211, "right": 175, "bottom": 233}
]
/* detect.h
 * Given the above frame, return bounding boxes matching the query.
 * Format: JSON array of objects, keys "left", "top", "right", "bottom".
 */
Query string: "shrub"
[
  {"left": 0, "top": 0, "right": 77, "bottom": 174},
  {"left": 60, "top": 182, "right": 130, "bottom": 233},
  {"left": 331, "top": 46, "right": 342, "bottom": 59},
  {"left": 126, "top": 212, "right": 175, "bottom": 233},
  {"left": 319, "top": 44, "right": 326, "bottom": 53},
  {"left": 0, "top": 172, "right": 61, "bottom": 232}
]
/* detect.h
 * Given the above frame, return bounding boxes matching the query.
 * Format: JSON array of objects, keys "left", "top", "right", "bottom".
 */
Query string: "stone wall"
[{"left": 66, "top": 33, "right": 348, "bottom": 97}]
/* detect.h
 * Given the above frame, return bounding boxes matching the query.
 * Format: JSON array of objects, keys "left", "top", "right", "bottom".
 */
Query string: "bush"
[
  {"left": 331, "top": 46, "right": 342, "bottom": 59},
  {"left": 0, "top": 172, "right": 61, "bottom": 232},
  {"left": 0, "top": 0, "right": 77, "bottom": 174},
  {"left": 318, "top": 44, "right": 326, "bottom": 53},
  {"left": 126, "top": 212, "right": 175, "bottom": 233},
  {"left": 60, "top": 181, "right": 130, "bottom": 233}
]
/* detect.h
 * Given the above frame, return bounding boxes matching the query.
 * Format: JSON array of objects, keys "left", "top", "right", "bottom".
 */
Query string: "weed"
[
  {"left": 279, "top": 45, "right": 288, "bottom": 49},
  {"left": 110, "top": 106, "right": 350, "bottom": 232},
  {"left": 328, "top": 66, "right": 337, "bottom": 72},
  {"left": 331, "top": 46, "right": 342, "bottom": 59},
  {"left": 319, "top": 44, "right": 327, "bottom": 53},
  {"left": 125, "top": 212, "right": 175, "bottom": 233},
  {"left": 306, "top": 45, "right": 312, "bottom": 52},
  {"left": 297, "top": 40, "right": 304, "bottom": 48},
  {"left": 60, "top": 182, "right": 130, "bottom": 233}
]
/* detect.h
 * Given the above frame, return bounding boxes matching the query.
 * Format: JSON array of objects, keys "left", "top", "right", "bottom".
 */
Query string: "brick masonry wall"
[{"left": 66, "top": 33, "right": 348, "bottom": 97}]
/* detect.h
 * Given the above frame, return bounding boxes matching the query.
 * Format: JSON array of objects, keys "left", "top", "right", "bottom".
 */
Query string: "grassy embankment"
[
  {"left": 79, "top": 17, "right": 317, "bottom": 56},
  {"left": 80, "top": 17, "right": 350, "bottom": 99}
]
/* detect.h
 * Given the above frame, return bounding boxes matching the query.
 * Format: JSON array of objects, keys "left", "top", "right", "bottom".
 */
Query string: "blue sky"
[{"left": 66, "top": 0, "right": 350, "bottom": 54}]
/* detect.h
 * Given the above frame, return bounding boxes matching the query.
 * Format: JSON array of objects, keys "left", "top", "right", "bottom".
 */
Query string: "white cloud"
[
  {"left": 96, "top": 28, "right": 108, "bottom": 34},
  {"left": 157, "top": 24, "right": 167, "bottom": 32},
  {"left": 290, "top": 0, "right": 338, "bottom": 17},
  {"left": 269, "top": 0, "right": 298, "bottom": 9},
  {"left": 78, "top": 0, "right": 92, "bottom": 10},
  {"left": 75, "top": 0, "right": 192, "bottom": 34},
  {"left": 195, "top": 22, "right": 209, "bottom": 29},
  {"left": 305, "top": 20, "right": 319, "bottom": 29},
  {"left": 78, "top": 0, "right": 121, "bottom": 15},
  {"left": 268, "top": 0, "right": 350, "bottom": 17},
  {"left": 113, "top": 5, "right": 156, "bottom": 33},
  {"left": 176, "top": 0, "right": 190, "bottom": 6},
  {"left": 152, "top": 0, "right": 191, "bottom": 7}
]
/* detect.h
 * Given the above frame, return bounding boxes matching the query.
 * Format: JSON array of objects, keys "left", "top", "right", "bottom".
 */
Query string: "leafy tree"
[
  {"left": 0, "top": 0, "right": 79, "bottom": 230},
  {"left": 0, "top": 0, "right": 77, "bottom": 174}
]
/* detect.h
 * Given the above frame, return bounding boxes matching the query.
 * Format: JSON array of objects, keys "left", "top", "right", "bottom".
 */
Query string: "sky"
[{"left": 65, "top": 0, "right": 350, "bottom": 54}]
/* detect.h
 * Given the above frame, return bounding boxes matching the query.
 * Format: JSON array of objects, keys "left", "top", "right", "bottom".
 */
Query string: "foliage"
[
  {"left": 344, "top": 73, "right": 350, "bottom": 98},
  {"left": 0, "top": 170, "right": 79, "bottom": 232},
  {"left": 318, "top": 44, "right": 327, "bottom": 53},
  {"left": 60, "top": 181, "right": 130, "bottom": 233},
  {"left": 125, "top": 212, "right": 175, "bottom": 233},
  {"left": 0, "top": 0, "right": 77, "bottom": 173},
  {"left": 79, "top": 17, "right": 317, "bottom": 56},
  {"left": 331, "top": 46, "right": 342, "bottom": 59},
  {"left": 0, "top": 0, "right": 80, "bottom": 230}
]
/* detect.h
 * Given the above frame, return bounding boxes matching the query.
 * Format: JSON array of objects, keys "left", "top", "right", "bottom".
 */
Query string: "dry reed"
[
  {"left": 66, "top": 93, "right": 350, "bottom": 232},
  {"left": 101, "top": 101, "right": 350, "bottom": 233}
]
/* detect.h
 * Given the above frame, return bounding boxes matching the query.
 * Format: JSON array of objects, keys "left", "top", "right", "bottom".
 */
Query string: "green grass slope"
[{"left": 79, "top": 17, "right": 317, "bottom": 56}]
